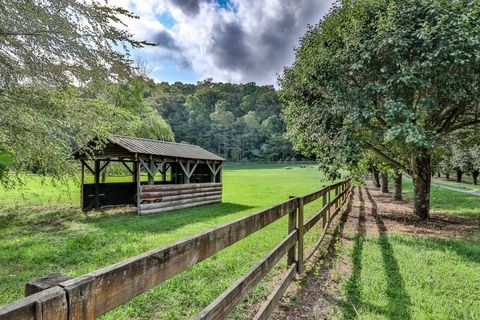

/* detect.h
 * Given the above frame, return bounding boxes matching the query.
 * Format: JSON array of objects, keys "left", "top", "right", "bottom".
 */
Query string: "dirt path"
[{"left": 271, "top": 184, "right": 480, "bottom": 319}]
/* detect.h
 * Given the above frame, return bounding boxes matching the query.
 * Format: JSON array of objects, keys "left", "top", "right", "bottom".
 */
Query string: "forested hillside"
[{"left": 146, "top": 79, "right": 303, "bottom": 161}]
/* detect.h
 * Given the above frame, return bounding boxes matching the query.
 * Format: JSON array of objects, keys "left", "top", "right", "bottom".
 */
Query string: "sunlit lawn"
[
  {"left": 0, "top": 163, "right": 333, "bottom": 319},
  {"left": 431, "top": 178, "right": 480, "bottom": 193},
  {"left": 337, "top": 180, "right": 480, "bottom": 320}
]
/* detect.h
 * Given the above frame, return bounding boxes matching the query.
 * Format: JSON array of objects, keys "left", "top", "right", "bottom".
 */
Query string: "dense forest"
[{"left": 145, "top": 78, "right": 302, "bottom": 161}]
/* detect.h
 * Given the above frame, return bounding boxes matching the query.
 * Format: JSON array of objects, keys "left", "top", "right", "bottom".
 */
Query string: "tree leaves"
[{"left": 280, "top": 0, "right": 480, "bottom": 176}]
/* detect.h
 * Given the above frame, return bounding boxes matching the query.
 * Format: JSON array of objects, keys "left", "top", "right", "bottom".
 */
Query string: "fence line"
[{"left": 0, "top": 179, "right": 352, "bottom": 320}]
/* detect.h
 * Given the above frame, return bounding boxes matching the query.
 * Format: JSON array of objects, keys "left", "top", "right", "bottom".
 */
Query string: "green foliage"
[
  {"left": 150, "top": 81, "right": 303, "bottom": 161},
  {"left": 280, "top": 0, "right": 480, "bottom": 176},
  {"left": 0, "top": 1, "right": 161, "bottom": 183},
  {"left": 0, "top": 79, "right": 174, "bottom": 184},
  {"left": 0, "top": 86, "right": 133, "bottom": 184},
  {"left": 0, "top": 150, "right": 12, "bottom": 180},
  {"left": 0, "top": 0, "right": 150, "bottom": 89}
]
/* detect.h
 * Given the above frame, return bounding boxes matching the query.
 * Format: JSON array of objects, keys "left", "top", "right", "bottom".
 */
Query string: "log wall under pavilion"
[{"left": 74, "top": 135, "right": 224, "bottom": 215}]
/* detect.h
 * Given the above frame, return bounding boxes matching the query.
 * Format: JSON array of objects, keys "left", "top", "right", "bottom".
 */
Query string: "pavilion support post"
[
  {"left": 94, "top": 160, "right": 100, "bottom": 209},
  {"left": 148, "top": 158, "right": 155, "bottom": 185},
  {"left": 179, "top": 161, "right": 198, "bottom": 184},
  {"left": 135, "top": 160, "right": 141, "bottom": 213},
  {"left": 80, "top": 160, "right": 85, "bottom": 210},
  {"left": 162, "top": 163, "right": 167, "bottom": 182},
  {"left": 211, "top": 163, "right": 216, "bottom": 183},
  {"left": 185, "top": 162, "right": 190, "bottom": 184},
  {"left": 207, "top": 161, "right": 222, "bottom": 183}
]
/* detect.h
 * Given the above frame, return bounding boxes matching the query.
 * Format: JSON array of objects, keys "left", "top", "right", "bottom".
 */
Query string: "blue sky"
[{"left": 114, "top": 0, "right": 333, "bottom": 85}]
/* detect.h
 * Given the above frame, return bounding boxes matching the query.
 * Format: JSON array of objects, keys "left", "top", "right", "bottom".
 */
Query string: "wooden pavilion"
[{"left": 74, "top": 135, "right": 224, "bottom": 215}]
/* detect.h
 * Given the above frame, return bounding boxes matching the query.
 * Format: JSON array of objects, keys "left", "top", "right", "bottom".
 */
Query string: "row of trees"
[
  {"left": 434, "top": 131, "right": 480, "bottom": 185},
  {"left": 148, "top": 79, "right": 301, "bottom": 161},
  {"left": 280, "top": 0, "right": 480, "bottom": 219}
]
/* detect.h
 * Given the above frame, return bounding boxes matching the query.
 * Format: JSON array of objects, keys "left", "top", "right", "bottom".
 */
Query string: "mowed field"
[
  {"left": 0, "top": 164, "right": 333, "bottom": 319},
  {"left": 335, "top": 180, "right": 480, "bottom": 320}
]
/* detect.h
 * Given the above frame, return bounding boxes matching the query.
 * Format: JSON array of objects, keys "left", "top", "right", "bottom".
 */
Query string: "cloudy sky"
[{"left": 111, "top": 0, "right": 334, "bottom": 85}]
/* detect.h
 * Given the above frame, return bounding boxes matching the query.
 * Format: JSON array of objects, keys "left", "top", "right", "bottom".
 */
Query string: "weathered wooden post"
[
  {"left": 210, "top": 162, "right": 217, "bottom": 183},
  {"left": 148, "top": 158, "right": 155, "bottom": 185},
  {"left": 25, "top": 273, "right": 71, "bottom": 296},
  {"left": 94, "top": 160, "right": 100, "bottom": 209},
  {"left": 322, "top": 187, "right": 328, "bottom": 228},
  {"left": 287, "top": 196, "right": 297, "bottom": 269},
  {"left": 162, "top": 163, "right": 167, "bottom": 182},
  {"left": 135, "top": 160, "right": 141, "bottom": 212},
  {"left": 335, "top": 185, "right": 339, "bottom": 211},
  {"left": 297, "top": 197, "right": 304, "bottom": 273},
  {"left": 60, "top": 276, "right": 95, "bottom": 320},
  {"left": 327, "top": 186, "right": 332, "bottom": 222},
  {"left": 80, "top": 160, "right": 85, "bottom": 210}
]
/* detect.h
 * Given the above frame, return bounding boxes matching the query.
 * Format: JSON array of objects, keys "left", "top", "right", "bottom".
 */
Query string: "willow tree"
[
  {"left": 0, "top": 1, "right": 153, "bottom": 181},
  {"left": 280, "top": 0, "right": 480, "bottom": 219}
]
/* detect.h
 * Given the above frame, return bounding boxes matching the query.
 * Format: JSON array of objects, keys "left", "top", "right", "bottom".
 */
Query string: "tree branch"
[
  {"left": 365, "top": 141, "right": 411, "bottom": 174},
  {"left": 440, "top": 118, "right": 480, "bottom": 135}
]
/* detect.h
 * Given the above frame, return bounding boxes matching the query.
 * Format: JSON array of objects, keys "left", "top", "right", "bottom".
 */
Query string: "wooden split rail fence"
[{"left": 0, "top": 179, "right": 352, "bottom": 320}]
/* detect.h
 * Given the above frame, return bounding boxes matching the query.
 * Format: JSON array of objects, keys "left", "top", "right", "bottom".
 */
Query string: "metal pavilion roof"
[{"left": 109, "top": 135, "right": 224, "bottom": 161}]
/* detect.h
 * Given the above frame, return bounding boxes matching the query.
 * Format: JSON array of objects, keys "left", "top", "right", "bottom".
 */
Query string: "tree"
[
  {"left": 280, "top": 0, "right": 480, "bottom": 219},
  {"left": 0, "top": 1, "right": 150, "bottom": 89},
  {"left": 0, "top": 0, "right": 152, "bottom": 180}
]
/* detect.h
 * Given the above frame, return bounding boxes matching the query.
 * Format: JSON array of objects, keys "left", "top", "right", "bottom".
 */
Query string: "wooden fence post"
[
  {"left": 335, "top": 186, "right": 339, "bottom": 211},
  {"left": 287, "top": 196, "right": 297, "bottom": 267},
  {"left": 60, "top": 275, "right": 95, "bottom": 320},
  {"left": 322, "top": 189, "right": 328, "bottom": 228},
  {"left": 297, "top": 197, "right": 304, "bottom": 273}
]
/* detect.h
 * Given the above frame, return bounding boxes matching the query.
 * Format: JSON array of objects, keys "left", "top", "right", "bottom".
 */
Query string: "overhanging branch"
[{"left": 365, "top": 141, "right": 411, "bottom": 174}]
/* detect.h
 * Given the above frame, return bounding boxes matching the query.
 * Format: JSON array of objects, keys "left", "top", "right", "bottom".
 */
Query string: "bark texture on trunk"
[
  {"left": 381, "top": 173, "right": 389, "bottom": 193},
  {"left": 393, "top": 173, "right": 402, "bottom": 201},
  {"left": 412, "top": 151, "right": 431, "bottom": 219},
  {"left": 456, "top": 170, "right": 462, "bottom": 183},
  {"left": 473, "top": 170, "right": 479, "bottom": 185},
  {"left": 372, "top": 169, "right": 380, "bottom": 188}
]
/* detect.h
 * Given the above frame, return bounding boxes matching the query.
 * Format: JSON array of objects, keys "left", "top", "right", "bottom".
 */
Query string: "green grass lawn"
[
  {"left": 403, "top": 178, "right": 480, "bottom": 219},
  {"left": 431, "top": 178, "right": 480, "bottom": 193},
  {"left": 339, "top": 233, "right": 480, "bottom": 320},
  {"left": 337, "top": 181, "right": 480, "bottom": 320},
  {"left": 0, "top": 164, "right": 332, "bottom": 319}
]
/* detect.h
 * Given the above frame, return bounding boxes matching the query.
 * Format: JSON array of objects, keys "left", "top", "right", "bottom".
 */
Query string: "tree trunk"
[
  {"left": 437, "top": 172, "right": 441, "bottom": 178},
  {"left": 381, "top": 173, "right": 389, "bottom": 193},
  {"left": 456, "top": 170, "right": 462, "bottom": 183},
  {"left": 473, "top": 170, "right": 479, "bottom": 185},
  {"left": 412, "top": 151, "right": 431, "bottom": 219},
  {"left": 393, "top": 173, "right": 402, "bottom": 201},
  {"left": 372, "top": 169, "right": 380, "bottom": 188},
  {"left": 445, "top": 172, "right": 450, "bottom": 180}
]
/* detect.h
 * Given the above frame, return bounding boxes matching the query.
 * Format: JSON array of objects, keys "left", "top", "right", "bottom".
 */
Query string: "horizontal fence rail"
[{"left": 0, "top": 179, "right": 352, "bottom": 320}]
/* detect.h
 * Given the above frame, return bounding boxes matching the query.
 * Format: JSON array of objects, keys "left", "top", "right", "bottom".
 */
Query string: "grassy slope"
[
  {"left": 431, "top": 178, "right": 480, "bottom": 193},
  {"left": 337, "top": 180, "right": 480, "bottom": 320},
  {"left": 0, "top": 164, "right": 331, "bottom": 319}
]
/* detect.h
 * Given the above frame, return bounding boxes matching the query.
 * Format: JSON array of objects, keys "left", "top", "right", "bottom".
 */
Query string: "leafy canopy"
[
  {"left": 280, "top": 0, "right": 480, "bottom": 175},
  {"left": 0, "top": 0, "right": 151, "bottom": 89},
  {"left": 0, "top": 1, "right": 160, "bottom": 183}
]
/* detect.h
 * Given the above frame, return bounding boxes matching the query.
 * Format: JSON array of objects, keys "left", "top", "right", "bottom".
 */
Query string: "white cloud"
[{"left": 111, "top": 0, "right": 334, "bottom": 85}]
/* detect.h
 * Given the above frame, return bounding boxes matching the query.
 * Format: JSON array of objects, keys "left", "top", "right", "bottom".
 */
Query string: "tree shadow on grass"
[
  {"left": 365, "top": 187, "right": 412, "bottom": 320},
  {"left": 83, "top": 202, "right": 255, "bottom": 235},
  {"left": 343, "top": 187, "right": 366, "bottom": 318}
]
